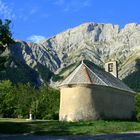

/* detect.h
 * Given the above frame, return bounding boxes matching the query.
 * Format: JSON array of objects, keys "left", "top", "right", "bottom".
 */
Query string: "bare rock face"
[
  {"left": 40, "top": 22, "right": 140, "bottom": 79},
  {"left": 41, "top": 23, "right": 120, "bottom": 69},
  {"left": 10, "top": 40, "right": 61, "bottom": 72},
  {"left": 10, "top": 22, "right": 140, "bottom": 85}
]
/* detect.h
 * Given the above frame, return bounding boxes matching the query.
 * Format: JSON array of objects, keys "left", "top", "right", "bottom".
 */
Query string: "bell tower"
[{"left": 105, "top": 60, "right": 118, "bottom": 78}]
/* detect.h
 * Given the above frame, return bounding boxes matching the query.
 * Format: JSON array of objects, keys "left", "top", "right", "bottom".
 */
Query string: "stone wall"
[{"left": 59, "top": 84, "right": 135, "bottom": 121}]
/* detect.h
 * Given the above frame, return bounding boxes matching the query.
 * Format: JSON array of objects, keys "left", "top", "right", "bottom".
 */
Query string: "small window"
[{"left": 108, "top": 63, "right": 113, "bottom": 72}]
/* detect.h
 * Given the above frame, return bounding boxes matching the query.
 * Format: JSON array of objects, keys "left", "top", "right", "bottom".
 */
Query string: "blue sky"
[{"left": 0, "top": 0, "right": 140, "bottom": 42}]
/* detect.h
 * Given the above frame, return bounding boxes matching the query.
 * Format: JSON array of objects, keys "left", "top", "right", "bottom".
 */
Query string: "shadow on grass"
[
  {"left": 0, "top": 120, "right": 76, "bottom": 135},
  {"left": 0, "top": 121, "right": 31, "bottom": 134},
  {"left": 0, "top": 120, "right": 96, "bottom": 135},
  {"left": 0, "top": 120, "right": 140, "bottom": 136}
]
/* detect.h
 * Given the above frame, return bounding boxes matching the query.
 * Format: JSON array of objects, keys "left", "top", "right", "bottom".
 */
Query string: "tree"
[
  {"left": 37, "top": 86, "right": 60, "bottom": 120},
  {"left": 0, "top": 80, "right": 60, "bottom": 120},
  {"left": 14, "top": 83, "right": 38, "bottom": 118},
  {"left": 135, "top": 93, "right": 140, "bottom": 120},
  {"left": 0, "top": 80, "right": 16, "bottom": 117},
  {"left": 0, "top": 19, "right": 14, "bottom": 49}
]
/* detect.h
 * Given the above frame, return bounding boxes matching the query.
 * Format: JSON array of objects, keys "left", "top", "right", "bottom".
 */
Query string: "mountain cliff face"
[
  {"left": 0, "top": 47, "right": 40, "bottom": 86},
  {"left": 6, "top": 22, "right": 140, "bottom": 91}
]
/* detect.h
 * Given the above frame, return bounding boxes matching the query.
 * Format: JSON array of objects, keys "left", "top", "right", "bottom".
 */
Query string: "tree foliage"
[
  {"left": 123, "top": 59, "right": 140, "bottom": 92},
  {"left": 0, "top": 80, "right": 60, "bottom": 120},
  {"left": 0, "top": 19, "right": 14, "bottom": 48},
  {"left": 0, "top": 80, "right": 15, "bottom": 117},
  {"left": 135, "top": 93, "right": 140, "bottom": 121}
]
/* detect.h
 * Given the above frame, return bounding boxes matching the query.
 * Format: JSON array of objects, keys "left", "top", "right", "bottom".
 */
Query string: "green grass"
[{"left": 0, "top": 118, "right": 140, "bottom": 135}]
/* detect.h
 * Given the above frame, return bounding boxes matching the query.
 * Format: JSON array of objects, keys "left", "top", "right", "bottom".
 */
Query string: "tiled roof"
[{"left": 60, "top": 61, "right": 134, "bottom": 93}]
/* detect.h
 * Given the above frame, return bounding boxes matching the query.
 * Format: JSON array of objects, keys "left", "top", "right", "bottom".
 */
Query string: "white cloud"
[
  {"left": 27, "top": 35, "right": 46, "bottom": 43},
  {"left": 0, "top": 0, "right": 15, "bottom": 19}
]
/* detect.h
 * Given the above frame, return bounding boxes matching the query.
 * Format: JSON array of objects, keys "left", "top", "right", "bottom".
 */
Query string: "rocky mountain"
[
  {"left": 0, "top": 47, "right": 40, "bottom": 86},
  {"left": 3, "top": 22, "right": 140, "bottom": 91}
]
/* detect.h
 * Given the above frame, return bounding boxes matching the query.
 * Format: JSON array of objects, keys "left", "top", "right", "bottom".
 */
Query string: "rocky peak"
[{"left": 8, "top": 22, "right": 140, "bottom": 89}]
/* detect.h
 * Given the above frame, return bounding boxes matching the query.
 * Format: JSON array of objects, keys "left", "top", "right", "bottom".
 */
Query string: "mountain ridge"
[{"left": 2, "top": 22, "right": 140, "bottom": 91}]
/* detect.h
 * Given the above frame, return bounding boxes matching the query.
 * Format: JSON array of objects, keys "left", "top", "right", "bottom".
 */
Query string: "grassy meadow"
[{"left": 0, "top": 118, "right": 140, "bottom": 135}]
